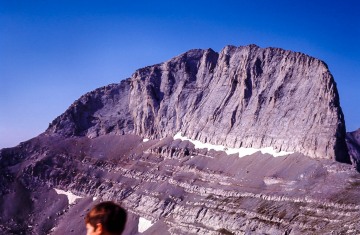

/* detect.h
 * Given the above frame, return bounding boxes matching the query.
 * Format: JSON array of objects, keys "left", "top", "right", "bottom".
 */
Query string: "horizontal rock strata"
[{"left": 1, "top": 135, "right": 359, "bottom": 234}]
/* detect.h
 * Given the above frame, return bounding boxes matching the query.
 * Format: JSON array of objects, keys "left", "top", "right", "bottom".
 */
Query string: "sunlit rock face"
[
  {"left": 1, "top": 45, "right": 358, "bottom": 235},
  {"left": 47, "top": 44, "right": 349, "bottom": 162}
]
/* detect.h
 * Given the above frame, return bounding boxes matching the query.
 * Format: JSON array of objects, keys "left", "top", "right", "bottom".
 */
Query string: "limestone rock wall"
[{"left": 47, "top": 45, "right": 349, "bottom": 162}]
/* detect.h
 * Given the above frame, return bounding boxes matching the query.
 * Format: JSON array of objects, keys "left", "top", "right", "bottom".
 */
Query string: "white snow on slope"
[
  {"left": 54, "top": 188, "right": 82, "bottom": 204},
  {"left": 138, "top": 217, "right": 153, "bottom": 233},
  {"left": 174, "top": 132, "right": 293, "bottom": 157}
]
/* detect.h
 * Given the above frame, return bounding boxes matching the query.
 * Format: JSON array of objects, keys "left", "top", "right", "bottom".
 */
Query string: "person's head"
[{"left": 85, "top": 201, "right": 127, "bottom": 235}]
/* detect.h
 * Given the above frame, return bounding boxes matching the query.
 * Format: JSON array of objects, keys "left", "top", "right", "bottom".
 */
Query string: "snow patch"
[
  {"left": 54, "top": 188, "right": 82, "bottom": 204},
  {"left": 264, "top": 177, "right": 283, "bottom": 185},
  {"left": 143, "top": 138, "right": 149, "bottom": 142},
  {"left": 174, "top": 132, "right": 293, "bottom": 158},
  {"left": 138, "top": 217, "right": 153, "bottom": 233}
]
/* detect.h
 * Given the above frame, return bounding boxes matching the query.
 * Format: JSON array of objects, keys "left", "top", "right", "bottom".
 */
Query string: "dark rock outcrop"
[
  {"left": 347, "top": 128, "right": 360, "bottom": 170},
  {"left": 47, "top": 45, "right": 349, "bottom": 162}
]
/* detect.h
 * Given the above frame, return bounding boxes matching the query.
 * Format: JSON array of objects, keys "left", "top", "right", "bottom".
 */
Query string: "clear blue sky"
[{"left": 1, "top": 0, "right": 359, "bottom": 148}]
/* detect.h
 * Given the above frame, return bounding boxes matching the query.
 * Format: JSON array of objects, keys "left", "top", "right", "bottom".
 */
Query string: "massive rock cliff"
[
  {"left": 47, "top": 44, "right": 349, "bottom": 162},
  {"left": 0, "top": 44, "right": 357, "bottom": 235}
]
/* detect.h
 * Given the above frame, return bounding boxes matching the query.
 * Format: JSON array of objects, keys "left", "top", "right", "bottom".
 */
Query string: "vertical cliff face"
[
  {"left": 129, "top": 45, "right": 349, "bottom": 162},
  {"left": 47, "top": 44, "right": 349, "bottom": 162}
]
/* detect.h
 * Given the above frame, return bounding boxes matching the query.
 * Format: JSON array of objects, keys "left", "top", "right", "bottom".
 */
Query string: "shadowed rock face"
[
  {"left": 0, "top": 45, "right": 357, "bottom": 235},
  {"left": 347, "top": 128, "right": 360, "bottom": 169},
  {"left": 47, "top": 45, "right": 349, "bottom": 162}
]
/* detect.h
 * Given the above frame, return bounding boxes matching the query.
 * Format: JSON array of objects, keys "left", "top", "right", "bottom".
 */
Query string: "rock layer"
[
  {"left": 0, "top": 134, "right": 359, "bottom": 235},
  {"left": 47, "top": 44, "right": 349, "bottom": 162}
]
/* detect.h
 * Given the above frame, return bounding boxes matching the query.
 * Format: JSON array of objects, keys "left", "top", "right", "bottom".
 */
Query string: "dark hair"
[{"left": 85, "top": 201, "right": 127, "bottom": 234}]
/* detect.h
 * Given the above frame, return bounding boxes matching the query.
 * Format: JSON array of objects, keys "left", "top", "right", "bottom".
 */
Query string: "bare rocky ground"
[
  {"left": 1, "top": 133, "right": 360, "bottom": 235},
  {"left": 1, "top": 45, "right": 359, "bottom": 234}
]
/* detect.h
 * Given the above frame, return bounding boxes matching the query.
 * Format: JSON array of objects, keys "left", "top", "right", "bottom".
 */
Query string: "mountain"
[
  {"left": 47, "top": 44, "right": 349, "bottom": 162},
  {"left": 1, "top": 45, "right": 359, "bottom": 235}
]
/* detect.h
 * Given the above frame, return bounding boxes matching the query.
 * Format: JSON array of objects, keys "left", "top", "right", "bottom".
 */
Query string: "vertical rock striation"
[{"left": 47, "top": 44, "right": 350, "bottom": 162}]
